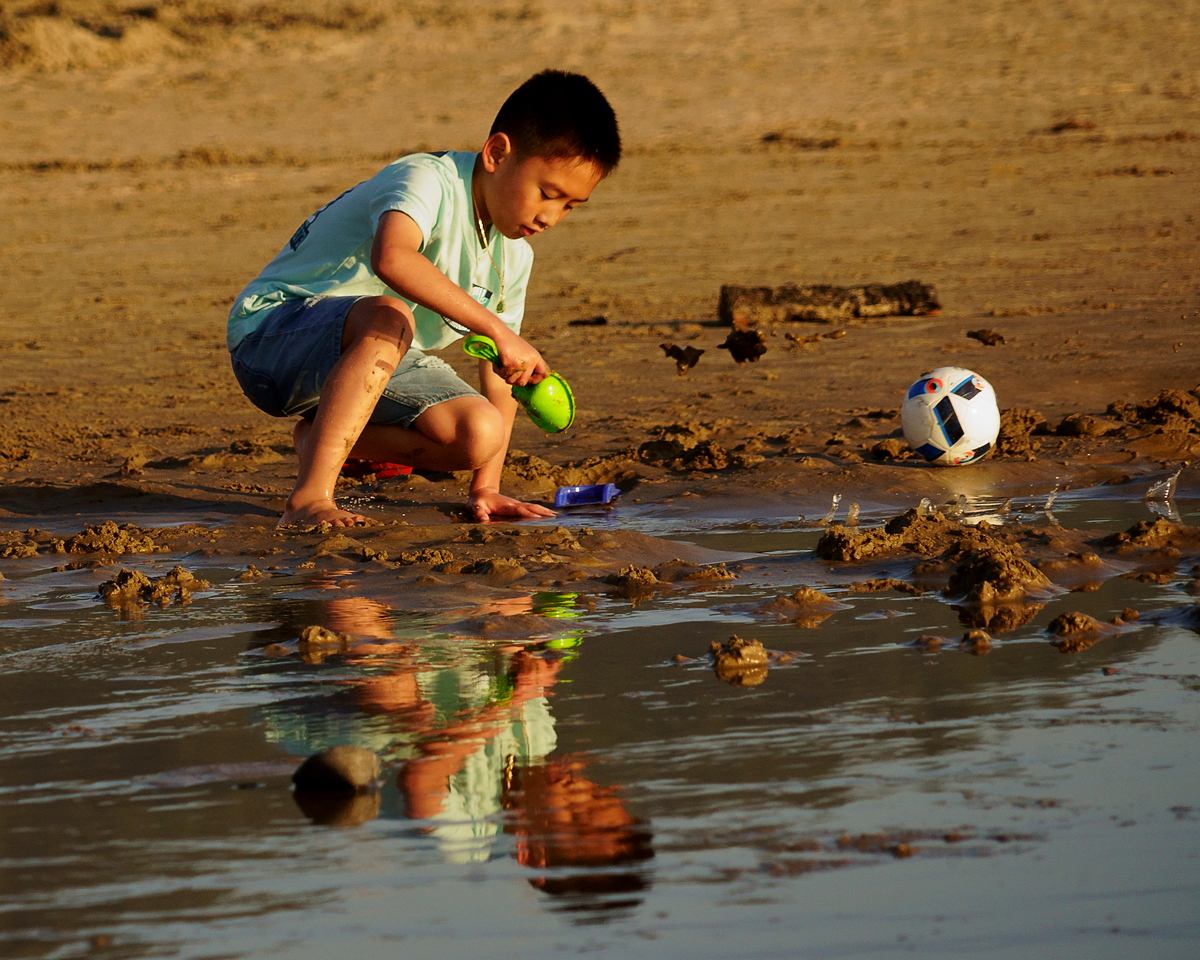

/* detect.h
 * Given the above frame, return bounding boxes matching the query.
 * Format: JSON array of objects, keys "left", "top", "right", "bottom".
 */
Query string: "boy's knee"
[
  {"left": 459, "top": 404, "right": 506, "bottom": 469},
  {"left": 343, "top": 296, "right": 416, "bottom": 354}
]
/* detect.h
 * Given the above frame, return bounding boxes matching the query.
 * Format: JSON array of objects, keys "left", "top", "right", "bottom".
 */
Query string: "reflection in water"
[
  {"left": 265, "top": 592, "right": 653, "bottom": 915},
  {"left": 4, "top": 491, "right": 1200, "bottom": 955},
  {"left": 501, "top": 758, "right": 654, "bottom": 918},
  {"left": 955, "top": 600, "right": 1046, "bottom": 633},
  {"left": 293, "top": 788, "right": 382, "bottom": 827}
]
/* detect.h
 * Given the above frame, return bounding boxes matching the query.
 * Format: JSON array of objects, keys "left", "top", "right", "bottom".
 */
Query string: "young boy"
[{"left": 227, "top": 71, "right": 620, "bottom": 527}]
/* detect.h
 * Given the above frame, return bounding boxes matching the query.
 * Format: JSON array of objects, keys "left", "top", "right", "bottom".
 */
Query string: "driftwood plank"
[{"left": 718, "top": 280, "right": 940, "bottom": 326}]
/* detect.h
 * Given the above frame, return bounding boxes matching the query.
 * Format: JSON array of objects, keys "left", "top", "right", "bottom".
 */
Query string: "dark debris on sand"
[{"left": 716, "top": 328, "right": 767, "bottom": 364}]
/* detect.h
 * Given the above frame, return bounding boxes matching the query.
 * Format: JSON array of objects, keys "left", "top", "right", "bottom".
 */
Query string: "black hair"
[{"left": 490, "top": 70, "right": 621, "bottom": 175}]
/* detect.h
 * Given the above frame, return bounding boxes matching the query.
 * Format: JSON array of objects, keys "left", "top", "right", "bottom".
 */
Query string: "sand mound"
[
  {"left": 1108, "top": 389, "right": 1200, "bottom": 432},
  {"left": 945, "top": 545, "right": 1052, "bottom": 604},
  {"left": 815, "top": 507, "right": 1002, "bottom": 563},
  {"left": 0, "top": 0, "right": 539, "bottom": 70},
  {"left": 0, "top": 13, "right": 183, "bottom": 69}
]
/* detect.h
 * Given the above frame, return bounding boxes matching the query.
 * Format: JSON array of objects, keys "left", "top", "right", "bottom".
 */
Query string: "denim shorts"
[{"left": 229, "top": 296, "right": 481, "bottom": 428}]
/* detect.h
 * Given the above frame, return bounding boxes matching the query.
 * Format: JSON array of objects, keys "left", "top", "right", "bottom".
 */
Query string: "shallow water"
[{"left": 2, "top": 487, "right": 1200, "bottom": 958}]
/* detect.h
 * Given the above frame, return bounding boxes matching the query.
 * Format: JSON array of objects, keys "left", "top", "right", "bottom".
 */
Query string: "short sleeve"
[{"left": 367, "top": 157, "right": 450, "bottom": 251}]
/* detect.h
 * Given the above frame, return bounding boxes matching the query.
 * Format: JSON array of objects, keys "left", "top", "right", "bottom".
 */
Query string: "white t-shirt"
[{"left": 227, "top": 151, "right": 532, "bottom": 352}]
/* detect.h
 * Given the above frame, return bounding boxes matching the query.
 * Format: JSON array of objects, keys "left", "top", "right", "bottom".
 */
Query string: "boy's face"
[{"left": 479, "top": 139, "right": 603, "bottom": 240}]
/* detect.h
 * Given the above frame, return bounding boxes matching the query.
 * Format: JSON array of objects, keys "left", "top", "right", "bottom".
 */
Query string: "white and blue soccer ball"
[{"left": 901, "top": 366, "right": 1000, "bottom": 466}]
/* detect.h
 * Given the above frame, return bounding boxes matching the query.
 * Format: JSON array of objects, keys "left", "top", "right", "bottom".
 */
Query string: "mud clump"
[
  {"left": 711, "top": 635, "right": 770, "bottom": 686},
  {"left": 68, "top": 520, "right": 158, "bottom": 556},
  {"left": 466, "top": 557, "right": 528, "bottom": 582},
  {"left": 1103, "top": 518, "right": 1200, "bottom": 555},
  {"left": 652, "top": 559, "right": 738, "bottom": 583},
  {"left": 755, "top": 586, "right": 843, "bottom": 627},
  {"left": 1056, "top": 413, "right": 1122, "bottom": 437},
  {"left": 1108, "top": 389, "right": 1200, "bottom": 432},
  {"left": 1, "top": 539, "right": 40, "bottom": 558},
  {"left": 847, "top": 578, "right": 923, "bottom": 596},
  {"left": 869, "top": 438, "right": 912, "bottom": 461},
  {"left": 945, "top": 545, "right": 1052, "bottom": 604},
  {"left": 995, "top": 408, "right": 1047, "bottom": 459},
  {"left": 911, "top": 634, "right": 948, "bottom": 650},
  {"left": 397, "top": 547, "right": 455, "bottom": 566},
  {"left": 1048, "top": 611, "right": 1112, "bottom": 652},
  {"left": 503, "top": 449, "right": 566, "bottom": 485},
  {"left": 816, "top": 508, "right": 996, "bottom": 563},
  {"left": 959, "top": 628, "right": 993, "bottom": 654},
  {"left": 605, "top": 564, "right": 664, "bottom": 600},
  {"left": 313, "top": 533, "right": 365, "bottom": 557},
  {"left": 296, "top": 624, "right": 352, "bottom": 662},
  {"left": 638, "top": 424, "right": 762, "bottom": 472},
  {"left": 99, "top": 565, "right": 210, "bottom": 608}
]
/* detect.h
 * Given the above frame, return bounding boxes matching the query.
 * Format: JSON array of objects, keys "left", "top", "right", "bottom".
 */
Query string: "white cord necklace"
[{"left": 474, "top": 214, "right": 506, "bottom": 313}]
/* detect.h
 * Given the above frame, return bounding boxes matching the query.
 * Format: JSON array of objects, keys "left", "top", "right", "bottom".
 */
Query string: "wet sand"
[{"left": 0, "top": 0, "right": 1197, "bottom": 553}]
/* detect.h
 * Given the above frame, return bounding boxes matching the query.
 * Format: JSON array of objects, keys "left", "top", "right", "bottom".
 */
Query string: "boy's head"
[
  {"left": 475, "top": 71, "right": 619, "bottom": 240},
  {"left": 491, "top": 70, "right": 621, "bottom": 176}
]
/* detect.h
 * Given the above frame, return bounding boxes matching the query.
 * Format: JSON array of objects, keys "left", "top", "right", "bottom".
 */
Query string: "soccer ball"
[{"left": 901, "top": 366, "right": 1000, "bottom": 466}]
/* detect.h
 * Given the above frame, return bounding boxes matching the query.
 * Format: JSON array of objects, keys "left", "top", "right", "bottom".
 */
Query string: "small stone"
[
  {"left": 298, "top": 624, "right": 351, "bottom": 649},
  {"left": 292, "top": 745, "right": 380, "bottom": 792},
  {"left": 712, "top": 634, "right": 770, "bottom": 686},
  {"left": 959, "top": 628, "right": 993, "bottom": 654}
]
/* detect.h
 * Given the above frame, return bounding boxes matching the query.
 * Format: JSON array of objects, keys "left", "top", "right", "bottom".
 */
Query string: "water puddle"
[{"left": 2, "top": 484, "right": 1199, "bottom": 957}]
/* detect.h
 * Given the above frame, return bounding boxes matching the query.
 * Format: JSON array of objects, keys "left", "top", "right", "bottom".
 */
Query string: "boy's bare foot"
[
  {"left": 278, "top": 496, "right": 367, "bottom": 529},
  {"left": 281, "top": 418, "right": 366, "bottom": 528}
]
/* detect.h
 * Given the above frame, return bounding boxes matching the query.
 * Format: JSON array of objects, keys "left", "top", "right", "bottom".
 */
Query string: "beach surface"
[
  {"left": 0, "top": 0, "right": 1197, "bottom": 557},
  {"left": 3, "top": 6, "right": 1200, "bottom": 956}
]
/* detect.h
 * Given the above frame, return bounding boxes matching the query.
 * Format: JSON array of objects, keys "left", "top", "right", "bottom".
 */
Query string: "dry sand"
[{"left": 0, "top": 0, "right": 1197, "bottom": 556}]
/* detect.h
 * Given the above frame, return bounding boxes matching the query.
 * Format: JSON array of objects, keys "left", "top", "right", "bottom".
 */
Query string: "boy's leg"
[
  {"left": 281, "top": 295, "right": 415, "bottom": 527},
  {"left": 336, "top": 397, "right": 505, "bottom": 469},
  {"left": 292, "top": 397, "right": 506, "bottom": 480},
  {"left": 283, "top": 295, "right": 508, "bottom": 527}
]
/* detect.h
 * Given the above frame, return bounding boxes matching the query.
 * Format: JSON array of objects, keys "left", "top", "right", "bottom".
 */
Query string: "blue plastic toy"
[{"left": 554, "top": 483, "right": 620, "bottom": 508}]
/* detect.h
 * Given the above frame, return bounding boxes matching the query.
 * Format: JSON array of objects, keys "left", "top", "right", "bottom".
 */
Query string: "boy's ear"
[{"left": 481, "top": 132, "right": 514, "bottom": 172}]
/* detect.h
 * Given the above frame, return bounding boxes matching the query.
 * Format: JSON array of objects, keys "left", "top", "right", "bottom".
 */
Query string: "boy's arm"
[
  {"left": 468, "top": 359, "right": 556, "bottom": 522},
  {"left": 371, "top": 211, "right": 547, "bottom": 387}
]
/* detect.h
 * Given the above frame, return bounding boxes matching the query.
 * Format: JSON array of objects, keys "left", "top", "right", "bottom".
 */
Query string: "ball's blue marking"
[
  {"left": 952, "top": 376, "right": 981, "bottom": 400},
  {"left": 934, "top": 396, "right": 965, "bottom": 446},
  {"left": 916, "top": 442, "right": 944, "bottom": 461},
  {"left": 907, "top": 379, "right": 932, "bottom": 400}
]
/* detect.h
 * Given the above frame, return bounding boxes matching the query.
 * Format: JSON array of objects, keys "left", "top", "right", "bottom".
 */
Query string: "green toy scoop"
[{"left": 462, "top": 334, "right": 576, "bottom": 433}]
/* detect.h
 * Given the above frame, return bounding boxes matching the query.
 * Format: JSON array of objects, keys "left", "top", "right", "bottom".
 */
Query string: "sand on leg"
[{"left": 280, "top": 295, "right": 415, "bottom": 527}]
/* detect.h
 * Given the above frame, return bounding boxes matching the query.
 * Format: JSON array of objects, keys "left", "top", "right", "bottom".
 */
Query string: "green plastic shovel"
[{"left": 462, "top": 334, "right": 576, "bottom": 433}]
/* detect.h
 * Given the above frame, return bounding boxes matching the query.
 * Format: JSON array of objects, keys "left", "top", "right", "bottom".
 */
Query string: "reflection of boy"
[
  {"left": 502, "top": 758, "right": 654, "bottom": 906},
  {"left": 227, "top": 71, "right": 621, "bottom": 527}
]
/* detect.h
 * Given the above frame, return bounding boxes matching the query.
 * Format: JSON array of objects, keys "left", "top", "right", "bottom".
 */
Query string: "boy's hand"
[
  {"left": 491, "top": 330, "right": 549, "bottom": 388},
  {"left": 469, "top": 487, "right": 556, "bottom": 523}
]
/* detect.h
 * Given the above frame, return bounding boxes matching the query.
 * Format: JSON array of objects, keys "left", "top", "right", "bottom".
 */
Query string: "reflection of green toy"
[
  {"left": 462, "top": 335, "right": 576, "bottom": 433},
  {"left": 531, "top": 591, "right": 582, "bottom": 620}
]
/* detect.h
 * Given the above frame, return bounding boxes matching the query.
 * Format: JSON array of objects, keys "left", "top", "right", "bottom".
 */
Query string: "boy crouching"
[{"left": 227, "top": 70, "right": 620, "bottom": 526}]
